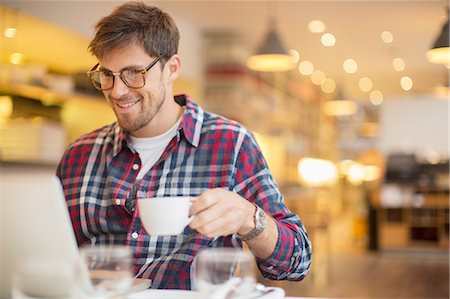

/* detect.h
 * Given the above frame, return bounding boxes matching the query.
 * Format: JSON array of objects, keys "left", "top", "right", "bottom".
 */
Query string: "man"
[{"left": 57, "top": 1, "right": 312, "bottom": 289}]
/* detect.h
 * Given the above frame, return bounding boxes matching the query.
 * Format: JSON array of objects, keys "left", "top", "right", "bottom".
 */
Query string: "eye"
[
  {"left": 100, "top": 71, "right": 114, "bottom": 78},
  {"left": 124, "top": 69, "right": 142, "bottom": 78}
]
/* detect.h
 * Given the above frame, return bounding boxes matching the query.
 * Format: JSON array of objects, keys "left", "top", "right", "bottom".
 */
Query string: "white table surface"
[{"left": 128, "top": 288, "right": 330, "bottom": 299}]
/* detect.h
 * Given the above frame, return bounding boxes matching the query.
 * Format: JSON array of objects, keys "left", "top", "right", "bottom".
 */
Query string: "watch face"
[
  {"left": 256, "top": 208, "right": 267, "bottom": 229},
  {"left": 257, "top": 209, "right": 264, "bottom": 219}
]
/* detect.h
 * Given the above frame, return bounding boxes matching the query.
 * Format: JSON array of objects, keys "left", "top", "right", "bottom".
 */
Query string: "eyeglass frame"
[{"left": 86, "top": 56, "right": 162, "bottom": 91}]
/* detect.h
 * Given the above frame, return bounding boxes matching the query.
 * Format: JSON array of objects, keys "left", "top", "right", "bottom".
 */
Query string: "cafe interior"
[{"left": 0, "top": 1, "right": 449, "bottom": 298}]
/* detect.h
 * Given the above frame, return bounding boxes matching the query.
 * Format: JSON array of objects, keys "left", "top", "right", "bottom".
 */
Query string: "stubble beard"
[{"left": 114, "top": 85, "right": 166, "bottom": 134}]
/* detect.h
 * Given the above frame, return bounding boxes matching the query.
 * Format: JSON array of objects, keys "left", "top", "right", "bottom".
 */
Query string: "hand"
[{"left": 188, "top": 188, "right": 255, "bottom": 238}]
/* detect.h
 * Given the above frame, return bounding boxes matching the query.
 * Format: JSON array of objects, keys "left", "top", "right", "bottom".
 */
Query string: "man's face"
[{"left": 99, "top": 43, "right": 168, "bottom": 137}]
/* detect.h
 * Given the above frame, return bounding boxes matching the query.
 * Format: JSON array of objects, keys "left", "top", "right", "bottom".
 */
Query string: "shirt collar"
[
  {"left": 176, "top": 94, "right": 203, "bottom": 148},
  {"left": 112, "top": 94, "right": 203, "bottom": 157}
]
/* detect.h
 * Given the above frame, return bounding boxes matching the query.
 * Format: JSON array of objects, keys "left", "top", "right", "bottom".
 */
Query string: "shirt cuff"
[{"left": 256, "top": 224, "right": 297, "bottom": 279}]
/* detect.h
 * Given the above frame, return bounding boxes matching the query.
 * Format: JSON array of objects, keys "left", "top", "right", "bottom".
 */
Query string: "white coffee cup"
[{"left": 138, "top": 196, "right": 193, "bottom": 236}]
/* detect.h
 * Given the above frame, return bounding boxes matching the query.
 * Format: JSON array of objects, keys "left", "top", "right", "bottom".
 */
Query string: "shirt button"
[
  {"left": 267, "top": 266, "right": 274, "bottom": 270},
  {"left": 132, "top": 163, "right": 139, "bottom": 170},
  {"left": 131, "top": 231, "right": 138, "bottom": 239},
  {"left": 115, "top": 199, "right": 121, "bottom": 205}
]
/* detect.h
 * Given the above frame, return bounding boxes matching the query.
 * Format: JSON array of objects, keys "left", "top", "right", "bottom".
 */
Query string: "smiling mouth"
[{"left": 116, "top": 99, "right": 141, "bottom": 109}]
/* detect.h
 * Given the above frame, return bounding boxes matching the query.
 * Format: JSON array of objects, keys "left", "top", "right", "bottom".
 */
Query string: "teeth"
[{"left": 117, "top": 100, "right": 139, "bottom": 108}]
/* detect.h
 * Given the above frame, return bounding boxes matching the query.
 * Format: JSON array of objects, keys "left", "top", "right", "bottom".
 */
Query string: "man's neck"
[{"left": 130, "top": 95, "right": 184, "bottom": 138}]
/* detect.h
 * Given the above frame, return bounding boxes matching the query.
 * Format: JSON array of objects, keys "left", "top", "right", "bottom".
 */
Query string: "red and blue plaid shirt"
[{"left": 56, "top": 95, "right": 312, "bottom": 289}]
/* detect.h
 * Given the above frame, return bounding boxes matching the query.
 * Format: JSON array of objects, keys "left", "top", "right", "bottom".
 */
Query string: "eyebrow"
[{"left": 98, "top": 64, "right": 146, "bottom": 72}]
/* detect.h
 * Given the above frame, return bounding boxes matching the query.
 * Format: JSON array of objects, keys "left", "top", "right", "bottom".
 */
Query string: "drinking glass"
[
  {"left": 80, "top": 245, "right": 133, "bottom": 298},
  {"left": 194, "top": 248, "right": 256, "bottom": 298}
]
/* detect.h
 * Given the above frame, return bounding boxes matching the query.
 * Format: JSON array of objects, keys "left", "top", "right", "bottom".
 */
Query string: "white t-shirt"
[{"left": 129, "top": 117, "right": 182, "bottom": 179}]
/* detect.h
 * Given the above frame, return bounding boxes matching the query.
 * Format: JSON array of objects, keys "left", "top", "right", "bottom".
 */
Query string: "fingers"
[
  {"left": 188, "top": 189, "right": 248, "bottom": 238},
  {"left": 188, "top": 190, "right": 217, "bottom": 216},
  {"left": 192, "top": 205, "right": 239, "bottom": 237}
]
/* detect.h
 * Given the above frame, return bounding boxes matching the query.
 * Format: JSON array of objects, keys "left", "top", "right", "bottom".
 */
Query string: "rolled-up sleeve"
[
  {"left": 233, "top": 129, "right": 312, "bottom": 280},
  {"left": 258, "top": 220, "right": 312, "bottom": 280}
]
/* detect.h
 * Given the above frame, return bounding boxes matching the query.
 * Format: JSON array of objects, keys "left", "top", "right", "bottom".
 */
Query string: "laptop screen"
[{"left": 0, "top": 173, "right": 82, "bottom": 298}]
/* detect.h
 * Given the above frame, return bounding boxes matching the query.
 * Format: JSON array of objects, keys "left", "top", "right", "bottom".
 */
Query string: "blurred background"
[{"left": 0, "top": 1, "right": 448, "bottom": 298}]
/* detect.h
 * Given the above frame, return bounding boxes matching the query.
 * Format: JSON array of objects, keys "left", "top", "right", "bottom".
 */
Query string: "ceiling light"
[
  {"left": 359, "top": 77, "right": 373, "bottom": 92},
  {"left": 298, "top": 60, "right": 314, "bottom": 75},
  {"left": 10, "top": 52, "right": 25, "bottom": 65},
  {"left": 323, "top": 100, "right": 357, "bottom": 116},
  {"left": 322, "top": 89, "right": 357, "bottom": 116},
  {"left": 321, "top": 78, "right": 336, "bottom": 94},
  {"left": 426, "top": 8, "right": 450, "bottom": 68},
  {"left": 246, "top": 19, "right": 295, "bottom": 72},
  {"left": 297, "top": 157, "right": 338, "bottom": 187},
  {"left": 0, "top": 96, "right": 13, "bottom": 119},
  {"left": 4, "top": 27, "right": 17, "bottom": 39},
  {"left": 369, "top": 90, "right": 384, "bottom": 105},
  {"left": 347, "top": 162, "right": 366, "bottom": 185},
  {"left": 400, "top": 76, "right": 413, "bottom": 91},
  {"left": 308, "top": 20, "right": 326, "bottom": 33},
  {"left": 392, "top": 58, "right": 405, "bottom": 71},
  {"left": 3, "top": 9, "right": 18, "bottom": 39},
  {"left": 290, "top": 49, "right": 300, "bottom": 63},
  {"left": 343, "top": 59, "right": 358, "bottom": 74},
  {"left": 381, "top": 31, "right": 394, "bottom": 43},
  {"left": 321, "top": 33, "right": 336, "bottom": 47}
]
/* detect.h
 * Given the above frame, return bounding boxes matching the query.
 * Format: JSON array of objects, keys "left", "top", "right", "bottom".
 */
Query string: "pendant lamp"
[
  {"left": 322, "top": 89, "right": 357, "bottom": 116},
  {"left": 426, "top": 8, "right": 450, "bottom": 68},
  {"left": 246, "top": 19, "right": 295, "bottom": 72}
]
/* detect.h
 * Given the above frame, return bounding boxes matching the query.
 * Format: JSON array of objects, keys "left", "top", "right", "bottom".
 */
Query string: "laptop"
[{"left": 0, "top": 172, "right": 150, "bottom": 298}]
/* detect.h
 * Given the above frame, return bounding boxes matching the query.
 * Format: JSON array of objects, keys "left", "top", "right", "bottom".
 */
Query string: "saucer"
[
  {"left": 129, "top": 289, "right": 205, "bottom": 298},
  {"left": 129, "top": 287, "right": 285, "bottom": 299}
]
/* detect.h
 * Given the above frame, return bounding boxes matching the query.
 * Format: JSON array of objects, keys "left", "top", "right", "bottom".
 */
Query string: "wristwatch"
[{"left": 238, "top": 203, "right": 267, "bottom": 241}]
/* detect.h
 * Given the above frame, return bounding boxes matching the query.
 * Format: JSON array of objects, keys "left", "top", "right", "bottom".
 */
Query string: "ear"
[{"left": 165, "top": 54, "right": 181, "bottom": 83}]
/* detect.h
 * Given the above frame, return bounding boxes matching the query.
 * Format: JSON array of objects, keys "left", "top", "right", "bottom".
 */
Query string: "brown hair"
[{"left": 88, "top": 1, "right": 179, "bottom": 66}]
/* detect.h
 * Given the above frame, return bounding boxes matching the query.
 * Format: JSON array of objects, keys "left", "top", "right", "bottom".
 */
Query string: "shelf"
[
  {"left": 376, "top": 193, "right": 449, "bottom": 249},
  {"left": 0, "top": 160, "right": 58, "bottom": 168},
  {"left": 410, "top": 227, "right": 439, "bottom": 242},
  {"left": 0, "top": 83, "right": 103, "bottom": 105},
  {"left": 410, "top": 223, "right": 439, "bottom": 228}
]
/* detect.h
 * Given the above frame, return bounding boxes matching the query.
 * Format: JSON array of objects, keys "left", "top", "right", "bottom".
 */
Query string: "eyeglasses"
[{"left": 87, "top": 56, "right": 162, "bottom": 91}]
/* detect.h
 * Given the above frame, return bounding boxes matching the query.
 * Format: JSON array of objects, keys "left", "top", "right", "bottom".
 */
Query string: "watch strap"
[{"left": 237, "top": 203, "right": 267, "bottom": 241}]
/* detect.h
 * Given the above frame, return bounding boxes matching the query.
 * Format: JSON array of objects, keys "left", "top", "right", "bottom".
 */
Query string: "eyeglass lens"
[{"left": 90, "top": 69, "right": 145, "bottom": 91}]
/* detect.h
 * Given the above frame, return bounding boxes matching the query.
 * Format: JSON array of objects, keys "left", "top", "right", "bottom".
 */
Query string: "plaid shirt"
[{"left": 56, "top": 95, "right": 312, "bottom": 289}]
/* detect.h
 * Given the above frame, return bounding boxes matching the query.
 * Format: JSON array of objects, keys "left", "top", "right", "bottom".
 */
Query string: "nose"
[{"left": 108, "top": 75, "right": 130, "bottom": 99}]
